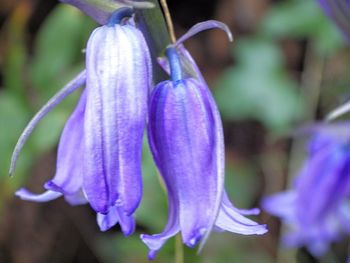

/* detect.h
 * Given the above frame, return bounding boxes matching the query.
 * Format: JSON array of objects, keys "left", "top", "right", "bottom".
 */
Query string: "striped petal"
[{"left": 83, "top": 21, "right": 151, "bottom": 233}]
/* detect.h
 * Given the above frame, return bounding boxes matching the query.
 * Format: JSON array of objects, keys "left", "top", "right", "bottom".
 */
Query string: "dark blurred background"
[{"left": 0, "top": 0, "right": 348, "bottom": 262}]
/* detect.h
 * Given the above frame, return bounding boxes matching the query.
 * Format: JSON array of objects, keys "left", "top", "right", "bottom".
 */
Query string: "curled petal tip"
[
  {"left": 147, "top": 250, "right": 157, "bottom": 261},
  {"left": 257, "top": 225, "right": 268, "bottom": 235},
  {"left": 176, "top": 20, "right": 233, "bottom": 46},
  {"left": 15, "top": 188, "right": 62, "bottom": 202},
  {"left": 325, "top": 100, "right": 350, "bottom": 121}
]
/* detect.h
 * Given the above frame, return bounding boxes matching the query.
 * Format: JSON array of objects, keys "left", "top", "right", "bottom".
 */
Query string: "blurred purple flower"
[
  {"left": 12, "top": 10, "right": 152, "bottom": 235},
  {"left": 318, "top": 0, "right": 350, "bottom": 41},
  {"left": 141, "top": 22, "right": 267, "bottom": 260},
  {"left": 263, "top": 123, "right": 350, "bottom": 256}
]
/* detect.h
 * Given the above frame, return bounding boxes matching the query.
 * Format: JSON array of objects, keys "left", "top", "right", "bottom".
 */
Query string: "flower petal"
[
  {"left": 16, "top": 188, "right": 62, "bottom": 202},
  {"left": 64, "top": 190, "right": 88, "bottom": 205},
  {"left": 175, "top": 20, "right": 233, "bottom": 46},
  {"left": 326, "top": 99, "right": 350, "bottom": 120},
  {"left": 215, "top": 206, "right": 267, "bottom": 235},
  {"left": 97, "top": 205, "right": 135, "bottom": 236},
  {"left": 215, "top": 194, "right": 267, "bottom": 235},
  {"left": 141, "top": 194, "right": 180, "bottom": 260},
  {"left": 83, "top": 23, "right": 150, "bottom": 218},
  {"left": 295, "top": 145, "right": 350, "bottom": 224}
]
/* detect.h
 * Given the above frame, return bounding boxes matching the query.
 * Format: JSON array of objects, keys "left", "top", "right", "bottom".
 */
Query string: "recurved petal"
[
  {"left": 16, "top": 188, "right": 62, "bottom": 202},
  {"left": 141, "top": 192, "right": 180, "bottom": 260},
  {"left": 44, "top": 91, "right": 86, "bottom": 195},
  {"left": 176, "top": 20, "right": 232, "bottom": 46},
  {"left": 215, "top": 195, "right": 267, "bottom": 235},
  {"left": 83, "top": 24, "right": 149, "bottom": 217}
]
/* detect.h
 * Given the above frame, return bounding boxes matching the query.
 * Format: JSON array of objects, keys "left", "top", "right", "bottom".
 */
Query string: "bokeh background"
[{"left": 0, "top": 0, "right": 348, "bottom": 262}]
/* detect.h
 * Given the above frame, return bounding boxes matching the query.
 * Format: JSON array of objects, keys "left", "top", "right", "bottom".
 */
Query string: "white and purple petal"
[{"left": 84, "top": 22, "right": 151, "bottom": 231}]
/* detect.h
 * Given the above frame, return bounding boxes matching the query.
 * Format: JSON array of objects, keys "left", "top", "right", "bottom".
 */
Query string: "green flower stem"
[
  {"left": 175, "top": 234, "right": 184, "bottom": 263},
  {"left": 136, "top": 0, "right": 171, "bottom": 82}
]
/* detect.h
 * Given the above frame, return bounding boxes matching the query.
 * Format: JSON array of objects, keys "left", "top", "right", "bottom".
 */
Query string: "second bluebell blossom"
[{"left": 141, "top": 24, "right": 267, "bottom": 259}]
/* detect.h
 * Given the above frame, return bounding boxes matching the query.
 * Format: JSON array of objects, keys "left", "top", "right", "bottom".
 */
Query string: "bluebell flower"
[
  {"left": 141, "top": 22, "right": 267, "bottom": 260},
  {"left": 263, "top": 123, "right": 350, "bottom": 256},
  {"left": 12, "top": 8, "right": 152, "bottom": 235},
  {"left": 318, "top": 0, "right": 350, "bottom": 41}
]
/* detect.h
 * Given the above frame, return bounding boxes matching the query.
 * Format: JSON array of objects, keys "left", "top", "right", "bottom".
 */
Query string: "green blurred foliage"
[
  {"left": 30, "top": 5, "right": 95, "bottom": 100},
  {"left": 215, "top": 38, "right": 304, "bottom": 133},
  {"left": 215, "top": 0, "right": 346, "bottom": 135}
]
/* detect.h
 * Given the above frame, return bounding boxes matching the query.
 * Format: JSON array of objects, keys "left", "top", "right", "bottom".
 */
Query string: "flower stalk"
[{"left": 159, "top": 0, "right": 176, "bottom": 43}]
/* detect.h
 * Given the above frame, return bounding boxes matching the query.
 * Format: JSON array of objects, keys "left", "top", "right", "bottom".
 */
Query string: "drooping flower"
[
  {"left": 12, "top": 8, "right": 152, "bottom": 235},
  {"left": 263, "top": 123, "right": 350, "bottom": 256},
  {"left": 318, "top": 0, "right": 350, "bottom": 41},
  {"left": 141, "top": 22, "right": 267, "bottom": 260}
]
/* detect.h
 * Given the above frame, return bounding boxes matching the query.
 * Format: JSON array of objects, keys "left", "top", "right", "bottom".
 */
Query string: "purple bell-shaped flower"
[
  {"left": 263, "top": 123, "right": 350, "bottom": 256},
  {"left": 12, "top": 8, "right": 152, "bottom": 236},
  {"left": 141, "top": 21, "right": 267, "bottom": 259}
]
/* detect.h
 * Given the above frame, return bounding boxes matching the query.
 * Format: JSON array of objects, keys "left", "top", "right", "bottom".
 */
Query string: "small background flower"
[
  {"left": 0, "top": 0, "right": 349, "bottom": 262},
  {"left": 263, "top": 123, "right": 350, "bottom": 258}
]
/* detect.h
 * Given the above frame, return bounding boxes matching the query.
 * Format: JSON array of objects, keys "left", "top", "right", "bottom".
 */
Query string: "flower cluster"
[
  {"left": 11, "top": 3, "right": 267, "bottom": 259},
  {"left": 263, "top": 123, "right": 350, "bottom": 257}
]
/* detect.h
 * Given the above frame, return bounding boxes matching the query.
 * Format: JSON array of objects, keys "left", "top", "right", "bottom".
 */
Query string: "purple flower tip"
[{"left": 147, "top": 250, "right": 157, "bottom": 261}]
